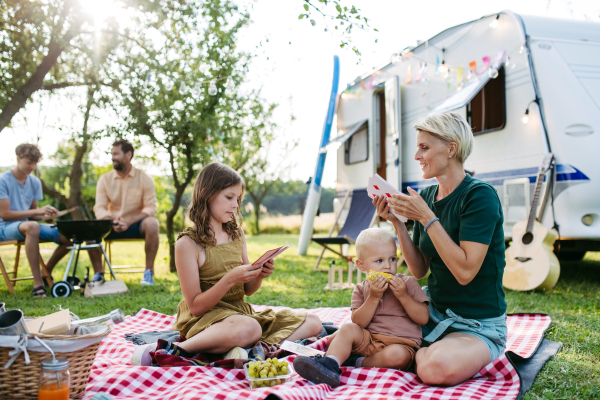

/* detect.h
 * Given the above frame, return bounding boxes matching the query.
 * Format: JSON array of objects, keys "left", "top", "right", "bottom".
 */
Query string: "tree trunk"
[
  {"left": 40, "top": 87, "right": 94, "bottom": 218},
  {"left": 254, "top": 203, "right": 260, "bottom": 235},
  {"left": 166, "top": 185, "right": 186, "bottom": 273}
]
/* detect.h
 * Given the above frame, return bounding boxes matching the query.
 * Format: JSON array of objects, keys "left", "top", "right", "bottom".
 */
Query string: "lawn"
[{"left": 1, "top": 234, "right": 598, "bottom": 399}]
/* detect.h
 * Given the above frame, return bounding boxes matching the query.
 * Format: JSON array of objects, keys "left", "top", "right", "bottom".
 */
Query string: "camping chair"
[
  {"left": 0, "top": 240, "right": 53, "bottom": 294},
  {"left": 312, "top": 188, "right": 378, "bottom": 270},
  {"left": 103, "top": 238, "right": 146, "bottom": 274}
]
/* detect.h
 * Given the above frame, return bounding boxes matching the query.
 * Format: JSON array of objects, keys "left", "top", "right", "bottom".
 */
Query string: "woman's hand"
[
  {"left": 259, "top": 259, "right": 275, "bottom": 278},
  {"left": 388, "top": 187, "right": 436, "bottom": 225},
  {"left": 389, "top": 275, "right": 408, "bottom": 300},
  {"left": 372, "top": 195, "right": 399, "bottom": 223},
  {"left": 226, "top": 263, "right": 262, "bottom": 285},
  {"left": 367, "top": 275, "right": 388, "bottom": 300}
]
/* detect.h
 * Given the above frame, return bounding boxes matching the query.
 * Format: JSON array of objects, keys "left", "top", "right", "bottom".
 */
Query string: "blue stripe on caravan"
[{"left": 400, "top": 164, "right": 589, "bottom": 194}]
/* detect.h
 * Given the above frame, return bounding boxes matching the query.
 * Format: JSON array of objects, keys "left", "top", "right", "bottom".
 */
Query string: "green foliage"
[{"left": 298, "top": 1, "right": 375, "bottom": 56}]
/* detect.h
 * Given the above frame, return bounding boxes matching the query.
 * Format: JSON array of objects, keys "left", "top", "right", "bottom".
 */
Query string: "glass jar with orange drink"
[{"left": 38, "top": 358, "right": 70, "bottom": 400}]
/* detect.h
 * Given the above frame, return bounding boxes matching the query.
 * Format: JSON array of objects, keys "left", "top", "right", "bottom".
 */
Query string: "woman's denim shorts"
[{"left": 421, "top": 286, "right": 507, "bottom": 362}]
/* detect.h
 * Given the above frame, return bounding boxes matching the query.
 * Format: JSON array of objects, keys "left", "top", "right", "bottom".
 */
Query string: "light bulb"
[
  {"left": 488, "top": 68, "right": 499, "bottom": 79},
  {"left": 226, "top": 77, "right": 235, "bottom": 92},
  {"left": 522, "top": 109, "right": 529, "bottom": 124},
  {"left": 439, "top": 65, "right": 447, "bottom": 74},
  {"left": 193, "top": 82, "right": 202, "bottom": 96},
  {"left": 179, "top": 81, "right": 188, "bottom": 94},
  {"left": 208, "top": 79, "right": 217, "bottom": 96},
  {"left": 489, "top": 19, "right": 499, "bottom": 28}
]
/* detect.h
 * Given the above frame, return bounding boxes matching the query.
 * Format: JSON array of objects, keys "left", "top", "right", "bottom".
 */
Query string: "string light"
[
  {"left": 522, "top": 100, "right": 537, "bottom": 124},
  {"left": 208, "top": 79, "right": 217, "bottom": 96},
  {"left": 488, "top": 68, "right": 499, "bottom": 79},
  {"left": 179, "top": 81, "right": 188, "bottom": 94},
  {"left": 489, "top": 14, "right": 500, "bottom": 29},
  {"left": 226, "top": 76, "right": 235, "bottom": 92},
  {"left": 193, "top": 82, "right": 202, "bottom": 96}
]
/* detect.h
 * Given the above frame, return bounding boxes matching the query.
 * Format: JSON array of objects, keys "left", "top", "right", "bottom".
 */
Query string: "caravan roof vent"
[{"left": 565, "top": 124, "right": 593, "bottom": 137}]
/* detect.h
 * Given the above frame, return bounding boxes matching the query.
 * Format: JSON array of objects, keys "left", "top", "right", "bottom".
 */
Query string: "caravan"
[{"left": 327, "top": 11, "right": 600, "bottom": 259}]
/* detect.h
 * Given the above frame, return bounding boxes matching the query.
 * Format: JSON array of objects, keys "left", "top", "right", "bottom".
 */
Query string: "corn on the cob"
[{"left": 366, "top": 270, "right": 393, "bottom": 281}]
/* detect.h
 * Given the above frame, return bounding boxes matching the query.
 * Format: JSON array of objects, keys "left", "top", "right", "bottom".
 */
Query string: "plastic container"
[{"left": 243, "top": 361, "right": 294, "bottom": 389}]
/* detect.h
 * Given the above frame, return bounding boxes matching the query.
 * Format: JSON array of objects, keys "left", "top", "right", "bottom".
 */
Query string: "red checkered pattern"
[{"left": 83, "top": 307, "right": 551, "bottom": 400}]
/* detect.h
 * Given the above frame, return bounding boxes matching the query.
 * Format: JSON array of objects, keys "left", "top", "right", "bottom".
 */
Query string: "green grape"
[
  {"left": 269, "top": 380, "right": 277, "bottom": 387},
  {"left": 281, "top": 366, "right": 288, "bottom": 374},
  {"left": 260, "top": 370, "right": 268, "bottom": 378},
  {"left": 281, "top": 360, "right": 288, "bottom": 367},
  {"left": 268, "top": 371, "right": 275, "bottom": 378}
]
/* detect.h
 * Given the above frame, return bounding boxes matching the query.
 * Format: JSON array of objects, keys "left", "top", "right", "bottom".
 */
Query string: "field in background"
[
  {"left": 255, "top": 212, "right": 336, "bottom": 234},
  {"left": 1, "top": 234, "right": 598, "bottom": 399}
]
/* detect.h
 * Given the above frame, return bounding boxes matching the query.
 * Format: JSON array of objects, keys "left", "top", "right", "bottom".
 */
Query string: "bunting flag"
[
  {"left": 415, "top": 62, "right": 422, "bottom": 82},
  {"left": 369, "top": 74, "right": 374, "bottom": 89},
  {"left": 469, "top": 61, "right": 477, "bottom": 74},
  {"left": 482, "top": 56, "right": 490, "bottom": 74},
  {"left": 456, "top": 66, "right": 464, "bottom": 83},
  {"left": 435, "top": 55, "right": 440, "bottom": 75},
  {"left": 360, "top": 79, "right": 366, "bottom": 90},
  {"left": 406, "top": 64, "right": 412, "bottom": 84}
]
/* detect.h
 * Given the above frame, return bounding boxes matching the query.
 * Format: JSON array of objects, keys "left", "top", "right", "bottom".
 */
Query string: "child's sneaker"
[{"left": 293, "top": 354, "right": 341, "bottom": 387}]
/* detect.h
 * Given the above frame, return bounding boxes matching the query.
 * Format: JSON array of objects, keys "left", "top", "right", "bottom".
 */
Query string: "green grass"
[{"left": 1, "top": 234, "right": 598, "bottom": 399}]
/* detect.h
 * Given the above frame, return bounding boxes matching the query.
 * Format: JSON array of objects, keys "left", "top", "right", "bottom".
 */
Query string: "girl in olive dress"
[{"left": 168, "top": 162, "right": 321, "bottom": 359}]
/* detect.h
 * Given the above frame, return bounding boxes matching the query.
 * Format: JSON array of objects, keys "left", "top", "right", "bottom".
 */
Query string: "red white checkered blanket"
[{"left": 83, "top": 306, "right": 551, "bottom": 400}]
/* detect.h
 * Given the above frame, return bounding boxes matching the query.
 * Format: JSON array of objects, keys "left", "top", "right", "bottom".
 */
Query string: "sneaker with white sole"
[
  {"left": 140, "top": 270, "right": 154, "bottom": 285},
  {"left": 131, "top": 342, "right": 157, "bottom": 366}
]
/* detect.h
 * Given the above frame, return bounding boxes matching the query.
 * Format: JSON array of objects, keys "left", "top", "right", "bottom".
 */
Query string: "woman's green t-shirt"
[{"left": 412, "top": 174, "right": 507, "bottom": 319}]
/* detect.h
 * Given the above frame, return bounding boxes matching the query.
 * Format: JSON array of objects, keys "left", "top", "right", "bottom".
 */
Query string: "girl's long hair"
[{"left": 187, "top": 162, "right": 245, "bottom": 247}]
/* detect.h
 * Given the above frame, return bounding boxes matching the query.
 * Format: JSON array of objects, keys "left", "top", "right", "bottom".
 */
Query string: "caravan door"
[{"left": 385, "top": 77, "right": 402, "bottom": 190}]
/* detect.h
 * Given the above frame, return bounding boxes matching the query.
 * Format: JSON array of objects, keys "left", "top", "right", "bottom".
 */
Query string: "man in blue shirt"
[{"left": 0, "top": 144, "right": 72, "bottom": 297}]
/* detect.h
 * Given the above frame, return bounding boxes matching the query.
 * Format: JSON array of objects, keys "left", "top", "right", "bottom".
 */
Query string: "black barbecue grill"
[{"left": 52, "top": 220, "right": 118, "bottom": 297}]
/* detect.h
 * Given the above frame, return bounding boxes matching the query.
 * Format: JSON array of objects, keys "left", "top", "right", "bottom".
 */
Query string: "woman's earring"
[{"left": 449, "top": 155, "right": 452, "bottom": 158}]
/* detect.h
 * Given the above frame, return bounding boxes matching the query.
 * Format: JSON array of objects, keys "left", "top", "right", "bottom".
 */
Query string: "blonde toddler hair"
[
  {"left": 355, "top": 228, "right": 396, "bottom": 260},
  {"left": 412, "top": 112, "right": 474, "bottom": 163}
]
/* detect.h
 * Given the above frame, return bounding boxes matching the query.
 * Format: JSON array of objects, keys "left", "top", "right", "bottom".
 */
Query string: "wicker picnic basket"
[{"left": 0, "top": 325, "right": 112, "bottom": 399}]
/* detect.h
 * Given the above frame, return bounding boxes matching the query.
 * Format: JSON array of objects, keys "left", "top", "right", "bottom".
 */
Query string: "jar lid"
[{"left": 41, "top": 358, "right": 69, "bottom": 371}]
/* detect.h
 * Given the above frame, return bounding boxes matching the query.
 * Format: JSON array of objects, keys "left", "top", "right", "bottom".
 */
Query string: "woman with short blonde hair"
[{"left": 373, "top": 111, "right": 507, "bottom": 386}]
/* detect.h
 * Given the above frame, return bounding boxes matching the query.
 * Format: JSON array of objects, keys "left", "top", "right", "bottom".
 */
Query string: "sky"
[{"left": 3, "top": 0, "right": 600, "bottom": 188}]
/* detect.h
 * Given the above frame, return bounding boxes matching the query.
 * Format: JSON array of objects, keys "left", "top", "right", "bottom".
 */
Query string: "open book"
[{"left": 252, "top": 244, "right": 292, "bottom": 266}]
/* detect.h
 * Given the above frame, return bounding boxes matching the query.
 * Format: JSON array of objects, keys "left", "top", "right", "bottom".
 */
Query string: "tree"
[
  {"left": 112, "top": 0, "right": 277, "bottom": 272},
  {"left": 238, "top": 127, "right": 298, "bottom": 235},
  {"left": 0, "top": 0, "right": 162, "bottom": 133}
]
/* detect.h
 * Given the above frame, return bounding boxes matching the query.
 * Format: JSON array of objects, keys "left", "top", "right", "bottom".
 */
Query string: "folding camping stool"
[
  {"left": 0, "top": 240, "right": 53, "bottom": 294},
  {"left": 103, "top": 238, "right": 146, "bottom": 274},
  {"left": 311, "top": 188, "right": 378, "bottom": 270}
]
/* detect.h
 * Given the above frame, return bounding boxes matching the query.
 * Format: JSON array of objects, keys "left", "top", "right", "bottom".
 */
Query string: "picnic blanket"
[{"left": 83, "top": 306, "right": 555, "bottom": 400}]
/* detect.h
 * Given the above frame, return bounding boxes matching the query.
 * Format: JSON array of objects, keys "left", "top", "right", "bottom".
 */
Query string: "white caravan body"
[{"left": 331, "top": 12, "right": 600, "bottom": 254}]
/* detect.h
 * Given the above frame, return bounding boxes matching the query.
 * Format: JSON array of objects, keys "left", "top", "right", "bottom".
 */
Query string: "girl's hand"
[
  {"left": 389, "top": 275, "right": 408, "bottom": 300},
  {"left": 259, "top": 259, "right": 275, "bottom": 278},
  {"left": 368, "top": 275, "right": 388, "bottom": 300},
  {"left": 372, "top": 195, "right": 399, "bottom": 223},
  {"left": 226, "top": 263, "right": 262, "bottom": 285},
  {"left": 388, "top": 187, "right": 436, "bottom": 225}
]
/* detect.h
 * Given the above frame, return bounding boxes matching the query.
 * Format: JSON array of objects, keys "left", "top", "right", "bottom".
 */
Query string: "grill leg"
[
  {"left": 99, "top": 245, "right": 117, "bottom": 280},
  {"left": 63, "top": 244, "right": 79, "bottom": 282}
]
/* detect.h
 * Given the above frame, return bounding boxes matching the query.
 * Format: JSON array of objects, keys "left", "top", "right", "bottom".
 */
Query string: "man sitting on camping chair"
[
  {"left": 0, "top": 144, "right": 73, "bottom": 297},
  {"left": 88, "top": 139, "right": 159, "bottom": 286}
]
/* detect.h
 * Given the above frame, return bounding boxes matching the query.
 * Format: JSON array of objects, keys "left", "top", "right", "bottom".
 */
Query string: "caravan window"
[
  {"left": 345, "top": 125, "right": 369, "bottom": 164},
  {"left": 467, "top": 67, "right": 506, "bottom": 135}
]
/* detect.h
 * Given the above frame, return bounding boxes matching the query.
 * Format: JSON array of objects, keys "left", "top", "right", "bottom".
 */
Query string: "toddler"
[{"left": 294, "top": 228, "right": 429, "bottom": 387}]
